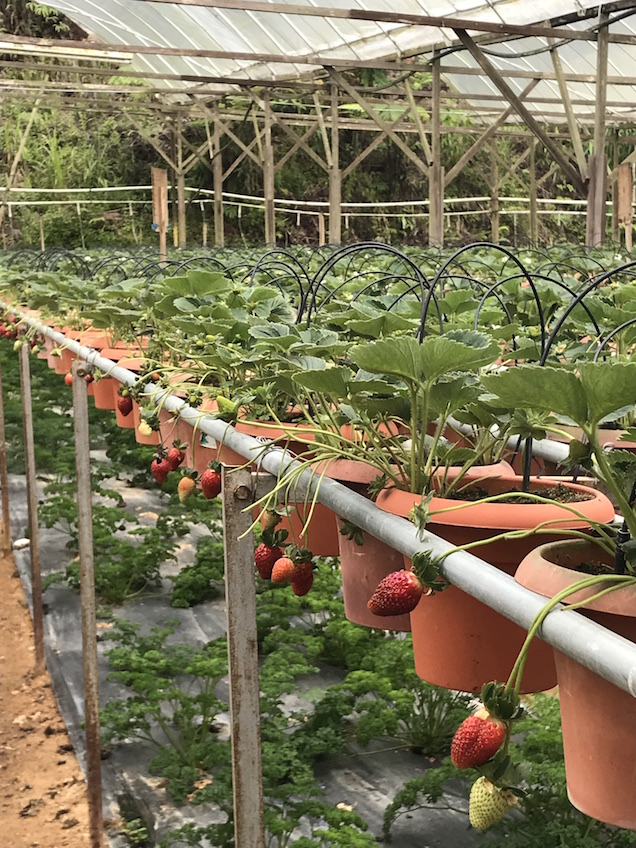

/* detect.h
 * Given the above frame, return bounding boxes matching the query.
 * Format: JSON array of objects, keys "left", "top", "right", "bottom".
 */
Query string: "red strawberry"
[
  {"left": 167, "top": 445, "right": 186, "bottom": 471},
  {"left": 151, "top": 457, "right": 171, "bottom": 484},
  {"left": 200, "top": 467, "right": 222, "bottom": 499},
  {"left": 64, "top": 372, "right": 73, "bottom": 386},
  {"left": 367, "top": 570, "right": 423, "bottom": 616},
  {"left": 451, "top": 709, "right": 507, "bottom": 769},
  {"left": 271, "top": 556, "right": 297, "bottom": 584},
  {"left": 178, "top": 476, "right": 197, "bottom": 503},
  {"left": 291, "top": 562, "right": 314, "bottom": 596},
  {"left": 117, "top": 395, "right": 133, "bottom": 416},
  {"left": 254, "top": 542, "right": 282, "bottom": 580}
]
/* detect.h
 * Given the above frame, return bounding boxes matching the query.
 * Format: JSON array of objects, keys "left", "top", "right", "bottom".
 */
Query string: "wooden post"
[
  {"left": 151, "top": 167, "right": 169, "bottom": 263},
  {"left": 587, "top": 12, "right": 609, "bottom": 247},
  {"left": 222, "top": 467, "right": 267, "bottom": 848},
  {"left": 176, "top": 115, "right": 186, "bottom": 248},
  {"left": 71, "top": 359, "right": 104, "bottom": 848},
  {"left": 318, "top": 212, "right": 326, "bottom": 245},
  {"left": 428, "top": 54, "right": 444, "bottom": 247},
  {"left": 213, "top": 103, "right": 225, "bottom": 247},
  {"left": 38, "top": 213, "right": 45, "bottom": 250},
  {"left": 0, "top": 358, "right": 11, "bottom": 553},
  {"left": 18, "top": 339, "right": 45, "bottom": 677},
  {"left": 617, "top": 162, "right": 633, "bottom": 252},
  {"left": 612, "top": 132, "right": 620, "bottom": 243},
  {"left": 263, "top": 93, "right": 276, "bottom": 245},
  {"left": 490, "top": 157, "right": 499, "bottom": 243},
  {"left": 329, "top": 84, "right": 341, "bottom": 243},
  {"left": 170, "top": 120, "right": 179, "bottom": 246},
  {"left": 529, "top": 139, "right": 538, "bottom": 244}
]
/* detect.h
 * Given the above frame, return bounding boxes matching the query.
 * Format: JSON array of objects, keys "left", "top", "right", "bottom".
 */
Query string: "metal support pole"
[
  {"left": 18, "top": 340, "right": 45, "bottom": 676},
  {"left": 71, "top": 359, "right": 103, "bottom": 848},
  {"left": 222, "top": 467, "right": 267, "bottom": 848},
  {"left": 0, "top": 357, "right": 11, "bottom": 552},
  {"left": 328, "top": 83, "right": 341, "bottom": 244},
  {"left": 587, "top": 11, "right": 609, "bottom": 247}
]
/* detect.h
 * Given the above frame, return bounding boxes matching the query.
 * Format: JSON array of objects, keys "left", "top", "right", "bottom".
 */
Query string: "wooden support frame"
[
  {"left": 453, "top": 28, "right": 586, "bottom": 196},
  {"left": 529, "top": 138, "right": 538, "bottom": 244},
  {"left": 263, "top": 93, "right": 276, "bottom": 245},
  {"left": 587, "top": 12, "right": 610, "bottom": 248},
  {"left": 549, "top": 40, "right": 587, "bottom": 178},
  {"left": 428, "top": 54, "right": 443, "bottom": 247},
  {"left": 328, "top": 70, "right": 429, "bottom": 178},
  {"left": 340, "top": 111, "right": 411, "bottom": 179},
  {"left": 444, "top": 80, "right": 538, "bottom": 187},
  {"left": 329, "top": 83, "right": 341, "bottom": 243}
]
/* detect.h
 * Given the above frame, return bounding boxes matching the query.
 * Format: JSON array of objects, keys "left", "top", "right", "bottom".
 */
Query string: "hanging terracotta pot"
[
  {"left": 516, "top": 540, "right": 636, "bottom": 829},
  {"left": 131, "top": 402, "right": 160, "bottom": 446},
  {"left": 335, "top": 460, "right": 516, "bottom": 633},
  {"left": 376, "top": 475, "right": 614, "bottom": 693}
]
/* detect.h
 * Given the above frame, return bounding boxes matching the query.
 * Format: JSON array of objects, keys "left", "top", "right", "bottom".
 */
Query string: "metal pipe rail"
[{"left": 13, "top": 311, "right": 636, "bottom": 701}]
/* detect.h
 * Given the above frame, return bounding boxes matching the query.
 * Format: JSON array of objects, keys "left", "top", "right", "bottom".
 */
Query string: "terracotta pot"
[
  {"left": 235, "top": 419, "right": 315, "bottom": 457},
  {"left": 548, "top": 423, "right": 636, "bottom": 454},
  {"left": 516, "top": 540, "right": 636, "bottom": 828},
  {"left": 59, "top": 329, "right": 82, "bottom": 372},
  {"left": 376, "top": 476, "right": 614, "bottom": 693},
  {"left": 93, "top": 378, "right": 118, "bottom": 411},
  {"left": 257, "top": 501, "right": 340, "bottom": 558}
]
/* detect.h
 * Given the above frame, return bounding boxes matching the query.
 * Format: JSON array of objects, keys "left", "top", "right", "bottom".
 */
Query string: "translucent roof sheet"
[{"left": 45, "top": 0, "right": 636, "bottom": 123}]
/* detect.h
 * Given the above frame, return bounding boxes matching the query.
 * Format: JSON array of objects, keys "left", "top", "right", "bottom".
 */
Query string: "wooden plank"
[
  {"left": 263, "top": 93, "right": 276, "bottom": 245},
  {"left": 131, "top": 0, "right": 636, "bottom": 44},
  {"left": 221, "top": 468, "right": 266, "bottom": 848},
  {"left": 428, "top": 55, "right": 443, "bottom": 247},
  {"left": 9, "top": 58, "right": 636, "bottom": 88},
  {"left": 549, "top": 41, "right": 587, "bottom": 177},
  {"left": 151, "top": 167, "right": 169, "bottom": 261},
  {"left": 0, "top": 32, "right": 435, "bottom": 71},
  {"left": 529, "top": 139, "right": 538, "bottom": 243},
  {"left": 490, "top": 157, "right": 499, "bottom": 244},
  {"left": 453, "top": 28, "right": 586, "bottom": 196},
  {"left": 312, "top": 93, "right": 332, "bottom": 168},
  {"left": 617, "top": 163, "right": 633, "bottom": 225},
  {"left": 0, "top": 360, "right": 10, "bottom": 552},
  {"left": 329, "top": 83, "right": 341, "bottom": 244},
  {"left": 213, "top": 103, "right": 225, "bottom": 247},
  {"left": 444, "top": 80, "right": 537, "bottom": 187},
  {"left": 404, "top": 80, "right": 432, "bottom": 167},
  {"left": 594, "top": 12, "right": 610, "bottom": 159},
  {"left": 586, "top": 153, "right": 608, "bottom": 247}
]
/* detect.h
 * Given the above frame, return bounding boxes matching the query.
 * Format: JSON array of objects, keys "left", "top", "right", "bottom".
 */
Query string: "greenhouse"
[{"left": 2, "top": 2, "right": 636, "bottom": 848}]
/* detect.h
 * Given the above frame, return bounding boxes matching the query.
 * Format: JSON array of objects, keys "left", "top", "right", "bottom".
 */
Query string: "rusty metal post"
[
  {"left": 0, "top": 357, "right": 11, "bottom": 552},
  {"left": 222, "top": 467, "right": 266, "bottom": 848},
  {"left": 71, "top": 359, "right": 104, "bottom": 848},
  {"left": 18, "top": 338, "right": 45, "bottom": 675}
]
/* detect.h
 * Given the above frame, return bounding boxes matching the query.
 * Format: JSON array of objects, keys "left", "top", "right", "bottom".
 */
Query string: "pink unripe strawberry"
[{"left": 117, "top": 395, "right": 133, "bottom": 416}]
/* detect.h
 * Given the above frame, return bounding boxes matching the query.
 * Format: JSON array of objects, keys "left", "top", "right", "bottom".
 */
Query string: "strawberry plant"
[{"left": 168, "top": 536, "right": 225, "bottom": 608}]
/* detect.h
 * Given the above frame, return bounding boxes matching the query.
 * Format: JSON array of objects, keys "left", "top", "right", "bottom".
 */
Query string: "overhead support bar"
[
  {"left": 131, "top": 0, "right": 636, "bottom": 44},
  {"left": 453, "top": 29, "right": 587, "bottom": 197}
]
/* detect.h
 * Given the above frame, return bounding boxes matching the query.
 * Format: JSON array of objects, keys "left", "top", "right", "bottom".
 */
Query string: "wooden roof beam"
[{"left": 134, "top": 0, "right": 636, "bottom": 45}]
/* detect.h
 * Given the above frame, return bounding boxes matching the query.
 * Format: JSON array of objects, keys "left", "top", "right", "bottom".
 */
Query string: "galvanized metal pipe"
[
  {"left": 18, "top": 338, "right": 45, "bottom": 676},
  {"left": 15, "top": 315, "right": 636, "bottom": 699},
  {"left": 71, "top": 359, "right": 104, "bottom": 848}
]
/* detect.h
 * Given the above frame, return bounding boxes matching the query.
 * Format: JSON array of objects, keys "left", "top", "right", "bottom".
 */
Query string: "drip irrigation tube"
[{"left": 10, "top": 311, "right": 636, "bottom": 701}]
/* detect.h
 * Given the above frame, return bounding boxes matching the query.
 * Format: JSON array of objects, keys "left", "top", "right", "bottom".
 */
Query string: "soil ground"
[{"left": 0, "top": 549, "right": 93, "bottom": 848}]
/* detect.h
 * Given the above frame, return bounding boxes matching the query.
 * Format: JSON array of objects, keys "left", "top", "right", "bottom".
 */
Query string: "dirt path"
[{"left": 0, "top": 549, "right": 93, "bottom": 848}]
